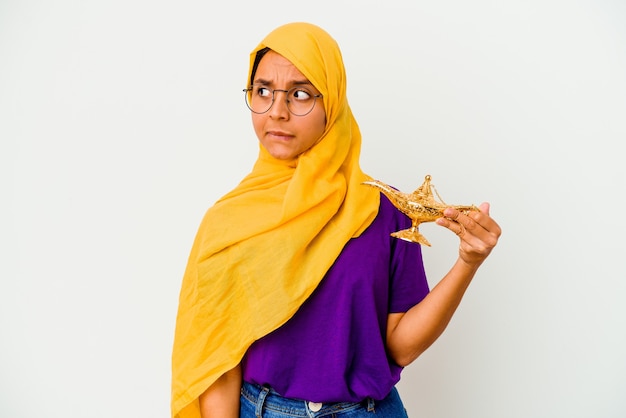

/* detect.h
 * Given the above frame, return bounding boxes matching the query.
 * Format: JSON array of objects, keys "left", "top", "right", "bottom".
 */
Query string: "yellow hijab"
[{"left": 171, "top": 22, "right": 379, "bottom": 418}]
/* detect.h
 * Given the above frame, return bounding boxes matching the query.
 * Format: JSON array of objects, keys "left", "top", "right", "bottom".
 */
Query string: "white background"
[{"left": 2, "top": 0, "right": 625, "bottom": 417}]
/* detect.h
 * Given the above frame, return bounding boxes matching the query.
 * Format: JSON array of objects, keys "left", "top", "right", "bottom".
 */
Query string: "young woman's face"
[{"left": 250, "top": 51, "right": 326, "bottom": 160}]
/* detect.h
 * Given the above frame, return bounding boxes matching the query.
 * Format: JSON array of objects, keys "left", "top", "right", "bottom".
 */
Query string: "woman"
[{"left": 171, "top": 22, "right": 501, "bottom": 418}]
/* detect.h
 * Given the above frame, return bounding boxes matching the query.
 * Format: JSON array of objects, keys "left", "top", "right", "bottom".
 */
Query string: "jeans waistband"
[{"left": 240, "top": 381, "right": 376, "bottom": 417}]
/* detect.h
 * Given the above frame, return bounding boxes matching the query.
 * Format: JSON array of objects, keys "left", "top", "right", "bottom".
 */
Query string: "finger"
[
  {"left": 468, "top": 202, "right": 501, "bottom": 236},
  {"left": 443, "top": 207, "right": 475, "bottom": 231},
  {"left": 436, "top": 213, "right": 470, "bottom": 238},
  {"left": 441, "top": 206, "right": 460, "bottom": 220},
  {"left": 478, "top": 201, "right": 490, "bottom": 215}
]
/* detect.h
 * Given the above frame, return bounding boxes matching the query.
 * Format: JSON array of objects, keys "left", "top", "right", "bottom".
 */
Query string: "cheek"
[
  {"left": 311, "top": 111, "right": 327, "bottom": 139},
  {"left": 304, "top": 104, "right": 326, "bottom": 135}
]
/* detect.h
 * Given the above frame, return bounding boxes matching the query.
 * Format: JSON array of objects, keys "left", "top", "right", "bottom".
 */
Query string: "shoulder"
[
  {"left": 377, "top": 191, "right": 410, "bottom": 225},
  {"left": 355, "top": 190, "right": 410, "bottom": 243}
]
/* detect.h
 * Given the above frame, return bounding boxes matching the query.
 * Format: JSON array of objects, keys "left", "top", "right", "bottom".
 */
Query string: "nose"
[{"left": 268, "top": 89, "right": 290, "bottom": 119}]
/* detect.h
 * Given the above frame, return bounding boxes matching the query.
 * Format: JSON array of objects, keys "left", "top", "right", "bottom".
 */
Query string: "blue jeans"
[{"left": 240, "top": 381, "right": 409, "bottom": 417}]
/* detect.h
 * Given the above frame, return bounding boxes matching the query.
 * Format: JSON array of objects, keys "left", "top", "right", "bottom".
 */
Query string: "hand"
[{"left": 436, "top": 202, "right": 501, "bottom": 267}]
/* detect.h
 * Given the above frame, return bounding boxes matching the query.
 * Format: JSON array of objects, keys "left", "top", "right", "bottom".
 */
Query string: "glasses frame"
[{"left": 243, "top": 85, "right": 323, "bottom": 116}]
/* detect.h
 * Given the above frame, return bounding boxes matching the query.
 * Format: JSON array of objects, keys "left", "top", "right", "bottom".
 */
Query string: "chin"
[
  {"left": 271, "top": 153, "right": 296, "bottom": 161},
  {"left": 266, "top": 147, "right": 298, "bottom": 161}
]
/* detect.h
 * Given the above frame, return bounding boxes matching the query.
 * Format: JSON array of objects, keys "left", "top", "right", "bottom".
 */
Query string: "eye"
[
  {"left": 256, "top": 86, "right": 272, "bottom": 98},
  {"left": 290, "top": 88, "right": 312, "bottom": 101}
]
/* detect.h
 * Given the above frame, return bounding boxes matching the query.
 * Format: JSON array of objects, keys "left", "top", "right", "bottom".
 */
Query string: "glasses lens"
[
  {"left": 286, "top": 87, "right": 316, "bottom": 116},
  {"left": 245, "top": 87, "right": 271, "bottom": 114}
]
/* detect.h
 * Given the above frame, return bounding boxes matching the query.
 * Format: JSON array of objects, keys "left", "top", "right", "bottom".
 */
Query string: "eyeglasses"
[{"left": 243, "top": 85, "right": 323, "bottom": 116}]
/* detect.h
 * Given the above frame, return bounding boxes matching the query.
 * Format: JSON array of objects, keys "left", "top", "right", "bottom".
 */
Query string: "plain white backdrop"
[{"left": 2, "top": 0, "right": 625, "bottom": 417}]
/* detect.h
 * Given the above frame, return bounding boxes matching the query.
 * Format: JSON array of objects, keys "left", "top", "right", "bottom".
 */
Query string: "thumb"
[{"left": 479, "top": 202, "right": 491, "bottom": 215}]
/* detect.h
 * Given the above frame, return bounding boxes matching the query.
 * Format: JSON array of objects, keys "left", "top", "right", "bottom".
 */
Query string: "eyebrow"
[{"left": 253, "top": 78, "right": 313, "bottom": 87}]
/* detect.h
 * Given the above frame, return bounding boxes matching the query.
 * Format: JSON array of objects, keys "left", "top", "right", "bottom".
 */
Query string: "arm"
[
  {"left": 386, "top": 202, "right": 501, "bottom": 367},
  {"left": 198, "top": 364, "right": 242, "bottom": 418}
]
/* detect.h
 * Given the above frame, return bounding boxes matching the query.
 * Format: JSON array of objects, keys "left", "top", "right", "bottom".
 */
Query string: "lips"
[{"left": 267, "top": 130, "right": 294, "bottom": 140}]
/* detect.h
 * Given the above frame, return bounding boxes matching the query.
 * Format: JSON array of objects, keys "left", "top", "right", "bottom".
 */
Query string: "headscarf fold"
[{"left": 171, "top": 22, "right": 379, "bottom": 418}]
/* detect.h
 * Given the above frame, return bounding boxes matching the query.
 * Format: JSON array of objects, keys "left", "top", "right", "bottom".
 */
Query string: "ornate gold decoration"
[{"left": 362, "top": 175, "right": 478, "bottom": 246}]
